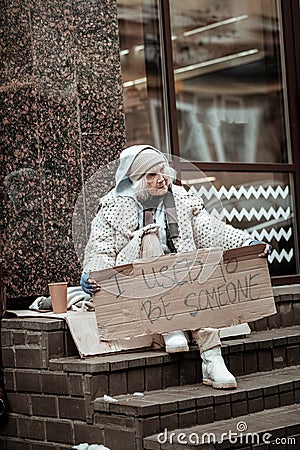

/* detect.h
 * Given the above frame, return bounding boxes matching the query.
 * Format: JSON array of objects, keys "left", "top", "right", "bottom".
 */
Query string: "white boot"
[
  {"left": 163, "top": 331, "right": 189, "bottom": 353},
  {"left": 201, "top": 346, "right": 237, "bottom": 389}
]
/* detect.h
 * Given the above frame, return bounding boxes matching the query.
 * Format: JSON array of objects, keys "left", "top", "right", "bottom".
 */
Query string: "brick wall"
[
  {"left": 251, "top": 285, "right": 300, "bottom": 331},
  {"left": 0, "top": 287, "right": 299, "bottom": 449},
  {"left": 0, "top": 317, "right": 107, "bottom": 448}
]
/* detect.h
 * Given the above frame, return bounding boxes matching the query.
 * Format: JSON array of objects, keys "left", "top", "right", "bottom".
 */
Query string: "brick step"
[
  {"left": 92, "top": 365, "right": 300, "bottom": 450},
  {"left": 1, "top": 323, "right": 300, "bottom": 450},
  {"left": 143, "top": 403, "right": 300, "bottom": 449},
  {"left": 46, "top": 326, "right": 300, "bottom": 396},
  {"left": 251, "top": 284, "right": 300, "bottom": 332}
]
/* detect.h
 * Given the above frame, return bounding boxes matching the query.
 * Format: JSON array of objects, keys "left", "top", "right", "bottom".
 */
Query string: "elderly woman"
[{"left": 81, "top": 145, "right": 270, "bottom": 390}]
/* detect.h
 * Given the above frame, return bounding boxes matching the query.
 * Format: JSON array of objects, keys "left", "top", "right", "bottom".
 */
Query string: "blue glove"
[
  {"left": 249, "top": 240, "right": 272, "bottom": 256},
  {"left": 80, "top": 273, "right": 100, "bottom": 295}
]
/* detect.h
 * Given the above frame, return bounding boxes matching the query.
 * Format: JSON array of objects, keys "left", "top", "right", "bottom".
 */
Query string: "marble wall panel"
[
  {"left": 0, "top": 0, "right": 33, "bottom": 86},
  {"left": 69, "top": 0, "right": 126, "bottom": 271},
  {"left": 1, "top": 0, "right": 126, "bottom": 299},
  {"left": 1, "top": 86, "right": 48, "bottom": 297},
  {"left": 37, "top": 92, "right": 82, "bottom": 288},
  {"left": 72, "top": 0, "right": 125, "bottom": 135},
  {"left": 30, "top": 0, "right": 75, "bottom": 93}
]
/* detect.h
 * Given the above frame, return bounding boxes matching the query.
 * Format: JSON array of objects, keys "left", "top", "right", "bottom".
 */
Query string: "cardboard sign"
[{"left": 92, "top": 245, "right": 276, "bottom": 341}]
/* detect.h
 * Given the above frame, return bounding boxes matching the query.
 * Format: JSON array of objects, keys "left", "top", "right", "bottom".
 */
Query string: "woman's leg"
[
  {"left": 192, "top": 328, "right": 237, "bottom": 389},
  {"left": 140, "top": 232, "right": 189, "bottom": 353},
  {"left": 191, "top": 328, "right": 221, "bottom": 353}
]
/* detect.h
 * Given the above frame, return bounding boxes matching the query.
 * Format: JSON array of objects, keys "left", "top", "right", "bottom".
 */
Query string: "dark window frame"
[{"left": 159, "top": 0, "right": 300, "bottom": 285}]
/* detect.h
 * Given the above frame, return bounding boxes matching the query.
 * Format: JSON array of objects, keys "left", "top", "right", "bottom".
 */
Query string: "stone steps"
[
  {"left": 47, "top": 326, "right": 300, "bottom": 396},
  {"left": 92, "top": 365, "right": 300, "bottom": 450},
  {"left": 1, "top": 316, "right": 300, "bottom": 449},
  {"left": 143, "top": 403, "right": 300, "bottom": 449}
]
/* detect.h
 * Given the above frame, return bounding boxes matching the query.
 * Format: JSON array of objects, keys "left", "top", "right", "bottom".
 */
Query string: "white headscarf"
[{"left": 115, "top": 145, "right": 168, "bottom": 195}]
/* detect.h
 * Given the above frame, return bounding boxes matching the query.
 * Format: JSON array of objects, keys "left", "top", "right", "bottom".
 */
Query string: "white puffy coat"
[{"left": 82, "top": 184, "right": 251, "bottom": 274}]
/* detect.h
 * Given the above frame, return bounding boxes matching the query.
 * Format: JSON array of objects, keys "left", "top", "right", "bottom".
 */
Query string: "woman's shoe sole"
[
  {"left": 165, "top": 345, "right": 189, "bottom": 353},
  {"left": 203, "top": 378, "right": 237, "bottom": 389}
]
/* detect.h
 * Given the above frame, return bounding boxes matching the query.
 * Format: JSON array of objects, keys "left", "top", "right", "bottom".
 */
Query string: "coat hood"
[{"left": 115, "top": 145, "right": 168, "bottom": 195}]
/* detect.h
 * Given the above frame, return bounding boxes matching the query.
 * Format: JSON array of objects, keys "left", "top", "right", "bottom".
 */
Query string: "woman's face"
[{"left": 145, "top": 164, "right": 169, "bottom": 196}]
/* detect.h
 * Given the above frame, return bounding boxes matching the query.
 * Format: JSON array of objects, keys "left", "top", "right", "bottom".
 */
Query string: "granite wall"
[{"left": 0, "top": 0, "right": 126, "bottom": 299}]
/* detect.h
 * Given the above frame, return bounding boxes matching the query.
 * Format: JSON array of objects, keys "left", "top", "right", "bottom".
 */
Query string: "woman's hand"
[
  {"left": 80, "top": 273, "right": 101, "bottom": 295},
  {"left": 250, "top": 240, "right": 272, "bottom": 258},
  {"left": 258, "top": 243, "right": 272, "bottom": 257}
]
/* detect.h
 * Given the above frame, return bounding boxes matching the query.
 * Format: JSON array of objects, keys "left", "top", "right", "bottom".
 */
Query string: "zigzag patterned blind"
[{"left": 191, "top": 184, "right": 294, "bottom": 268}]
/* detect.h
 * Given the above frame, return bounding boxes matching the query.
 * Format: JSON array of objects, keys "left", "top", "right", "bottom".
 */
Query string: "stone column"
[{"left": 0, "top": 0, "right": 126, "bottom": 299}]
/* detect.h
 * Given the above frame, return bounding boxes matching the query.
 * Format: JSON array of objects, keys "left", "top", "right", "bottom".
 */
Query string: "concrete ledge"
[
  {"left": 273, "top": 284, "right": 300, "bottom": 297},
  {"left": 144, "top": 403, "right": 300, "bottom": 449},
  {"left": 2, "top": 316, "right": 66, "bottom": 331}
]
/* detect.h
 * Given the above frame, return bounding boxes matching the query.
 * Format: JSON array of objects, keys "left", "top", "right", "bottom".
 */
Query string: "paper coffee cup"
[{"left": 48, "top": 282, "right": 68, "bottom": 314}]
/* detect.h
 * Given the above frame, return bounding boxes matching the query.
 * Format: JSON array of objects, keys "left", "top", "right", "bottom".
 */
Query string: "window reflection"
[
  {"left": 170, "top": 0, "right": 289, "bottom": 163},
  {"left": 117, "top": 0, "right": 298, "bottom": 277},
  {"left": 117, "top": 0, "right": 169, "bottom": 151}
]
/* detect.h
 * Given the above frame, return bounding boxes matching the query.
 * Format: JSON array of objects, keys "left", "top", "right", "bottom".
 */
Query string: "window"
[
  {"left": 170, "top": 0, "right": 290, "bottom": 164},
  {"left": 117, "top": 0, "right": 300, "bottom": 281},
  {"left": 117, "top": 0, "right": 170, "bottom": 152}
]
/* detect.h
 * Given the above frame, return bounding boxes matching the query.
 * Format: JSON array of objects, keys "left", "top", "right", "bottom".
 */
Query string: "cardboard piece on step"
[{"left": 92, "top": 244, "right": 276, "bottom": 342}]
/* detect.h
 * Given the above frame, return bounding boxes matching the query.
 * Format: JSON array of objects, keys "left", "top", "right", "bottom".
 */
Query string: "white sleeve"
[
  {"left": 82, "top": 210, "right": 117, "bottom": 274},
  {"left": 192, "top": 207, "right": 252, "bottom": 250}
]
